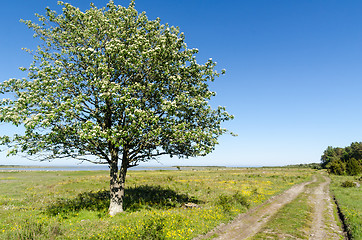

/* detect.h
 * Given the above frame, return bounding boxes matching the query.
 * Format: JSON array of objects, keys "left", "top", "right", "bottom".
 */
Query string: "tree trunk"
[{"left": 108, "top": 151, "right": 128, "bottom": 216}]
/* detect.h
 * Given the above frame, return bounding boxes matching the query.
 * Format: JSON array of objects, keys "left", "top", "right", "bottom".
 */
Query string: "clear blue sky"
[{"left": 1, "top": 0, "right": 362, "bottom": 167}]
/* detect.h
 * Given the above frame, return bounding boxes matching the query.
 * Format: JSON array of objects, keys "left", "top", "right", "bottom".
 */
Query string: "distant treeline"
[
  {"left": 321, "top": 142, "right": 362, "bottom": 175},
  {"left": 284, "top": 163, "right": 322, "bottom": 169}
]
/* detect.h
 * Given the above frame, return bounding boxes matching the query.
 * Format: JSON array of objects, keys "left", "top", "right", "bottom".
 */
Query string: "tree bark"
[{"left": 108, "top": 149, "right": 128, "bottom": 216}]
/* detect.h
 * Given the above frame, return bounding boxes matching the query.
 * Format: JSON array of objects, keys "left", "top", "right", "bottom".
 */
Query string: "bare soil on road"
[
  {"left": 194, "top": 173, "right": 346, "bottom": 240},
  {"left": 308, "top": 175, "right": 345, "bottom": 239}
]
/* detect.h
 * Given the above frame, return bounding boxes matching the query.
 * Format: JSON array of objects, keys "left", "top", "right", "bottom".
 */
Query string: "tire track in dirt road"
[
  {"left": 308, "top": 175, "right": 345, "bottom": 239},
  {"left": 194, "top": 174, "right": 346, "bottom": 240},
  {"left": 194, "top": 177, "right": 316, "bottom": 240}
]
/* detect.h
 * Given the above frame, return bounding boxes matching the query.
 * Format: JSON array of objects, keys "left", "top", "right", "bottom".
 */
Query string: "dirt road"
[
  {"left": 309, "top": 175, "right": 345, "bottom": 239},
  {"left": 194, "top": 173, "right": 346, "bottom": 240}
]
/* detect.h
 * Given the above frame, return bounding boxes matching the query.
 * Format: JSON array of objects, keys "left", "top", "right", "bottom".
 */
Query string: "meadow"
[
  {"left": 0, "top": 167, "right": 314, "bottom": 239},
  {"left": 330, "top": 175, "right": 362, "bottom": 239}
]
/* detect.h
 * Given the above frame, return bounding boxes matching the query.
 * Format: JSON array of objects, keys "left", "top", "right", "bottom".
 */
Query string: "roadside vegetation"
[
  {"left": 330, "top": 175, "right": 362, "bottom": 239},
  {"left": 320, "top": 141, "right": 362, "bottom": 239},
  {"left": 0, "top": 167, "right": 313, "bottom": 239}
]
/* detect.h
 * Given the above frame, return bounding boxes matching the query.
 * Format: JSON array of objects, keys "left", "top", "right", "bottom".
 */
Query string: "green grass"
[
  {"left": 0, "top": 167, "right": 314, "bottom": 239},
  {"left": 330, "top": 175, "right": 362, "bottom": 239}
]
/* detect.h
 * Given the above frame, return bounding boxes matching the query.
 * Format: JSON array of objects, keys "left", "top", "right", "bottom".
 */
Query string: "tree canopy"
[
  {"left": 321, "top": 142, "right": 362, "bottom": 175},
  {"left": 0, "top": 1, "right": 233, "bottom": 215}
]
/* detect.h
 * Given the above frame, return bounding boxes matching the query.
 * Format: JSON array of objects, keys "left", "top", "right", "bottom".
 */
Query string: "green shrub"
[
  {"left": 327, "top": 159, "right": 346, "bottom": 175},
  {"left": 216, "top": 192, "right": 249, "bottom": 212},
  {"left": 346, "top": 158, "right": 362, "bottom": 176},
  {"left": 217, "top": 194, "right": 233, "bottom": 212},
  {"left": 341, "top": 180, "right": 355, "bottom": 188},
  {"left": 233, "top": 192, "right": 250, "bottom": 208}
]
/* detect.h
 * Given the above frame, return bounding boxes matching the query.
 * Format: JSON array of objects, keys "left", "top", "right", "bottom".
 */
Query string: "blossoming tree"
[{"left": 0, "top": 1, "right": 233, "bottom": 215}]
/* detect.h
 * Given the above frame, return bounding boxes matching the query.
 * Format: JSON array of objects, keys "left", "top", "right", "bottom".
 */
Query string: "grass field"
[
  {"left": 0, "top": 167, "right": 314, "bottom": 239},
  {"left": 330, "top": 175, "right": 362, "bottom": 239}
]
